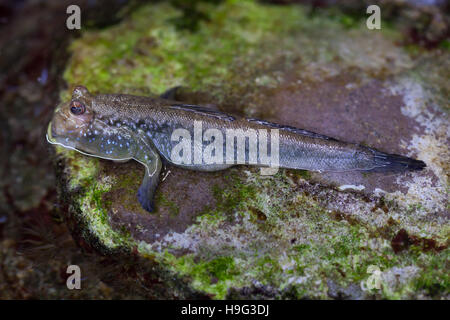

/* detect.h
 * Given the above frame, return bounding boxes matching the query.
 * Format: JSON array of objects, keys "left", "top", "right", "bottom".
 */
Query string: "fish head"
[
  {"left": 50, "top": 85, "right": 94, "bottom": 140},
  {"left": 47, "top": 85, "right": 134, "bottom": 161}
]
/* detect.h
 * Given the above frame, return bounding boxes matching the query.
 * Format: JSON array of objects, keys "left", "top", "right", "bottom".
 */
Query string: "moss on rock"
[{"left": 52, "top": 0, "right": 449, "bottom": 299}]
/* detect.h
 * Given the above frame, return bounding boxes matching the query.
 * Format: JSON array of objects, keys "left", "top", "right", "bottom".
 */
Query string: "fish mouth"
[
  {"left": 46, "top": 120, "right": 79, "bottom": 150},
  {"left": 46, "top": 121, "right": 57, "bottom": 144},
  {"left": 46, "top": 121, "right": 98, "bottom": 157}
]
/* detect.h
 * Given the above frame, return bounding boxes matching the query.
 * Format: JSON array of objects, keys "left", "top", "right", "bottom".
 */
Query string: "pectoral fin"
[
  {"left": 134, "top": 133, "right": 162, "bottom": 212},
  {"left": 137, "top": 159, "right": 162, "bottom": 212}
]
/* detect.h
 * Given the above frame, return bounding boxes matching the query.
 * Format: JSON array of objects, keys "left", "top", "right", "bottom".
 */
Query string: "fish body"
[{"left": 47, "top": 86, "right": 425, "bottom": 212}]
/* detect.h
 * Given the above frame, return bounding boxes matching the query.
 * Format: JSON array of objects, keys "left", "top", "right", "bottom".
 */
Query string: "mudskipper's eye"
[{"left": 70, "top": 100, "right": 86, "bottom": 115}]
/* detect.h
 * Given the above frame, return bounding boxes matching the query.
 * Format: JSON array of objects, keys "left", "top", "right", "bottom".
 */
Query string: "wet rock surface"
[{"left": 1, "top": 0, "right": 449, "bottom": 299}]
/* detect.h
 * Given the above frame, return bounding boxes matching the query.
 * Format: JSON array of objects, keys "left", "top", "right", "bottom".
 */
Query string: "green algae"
[
  {"left": 155, "top": 193, "right": 180, "bottom": 217},
  {"left": 54, "top": 147, "right": 99, "bottom": 190},
  {"left": 64, "top": 0, "right": 411, "bottom": 110},
  {"left": 139, "top": 169, "right": 448, "bottom": 299},
  {"left": 77, "top": 173, "right": 135, "bottom": 251},
  {"left": 54, "top": 148, "right": 136, "bottom": 251},
  {"left": 64, "top": 0, "right": 309, "bottom": 98},
  {"left": 440, "top": 40, "right": 450, "bottom": 51},
  {"left": 135, "top": 157, "right": 447, "bottom": 299},
  {"left": 412, "top": 248, "right": 450, "bottom": 297},
  {"left": 158, "top": 250, "right": 240, "bottom": 299},
  {"left": 212, "top": 177, "right": 257, "bottom": 214}
]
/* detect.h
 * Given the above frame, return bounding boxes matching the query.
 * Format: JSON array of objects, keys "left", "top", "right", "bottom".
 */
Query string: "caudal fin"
[{"left": 369, "top": 148, "right": 426, "bottom": 172}]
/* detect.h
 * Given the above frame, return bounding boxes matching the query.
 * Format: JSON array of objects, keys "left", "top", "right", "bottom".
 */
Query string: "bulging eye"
[{"left": 70, "top": 100, "right": 86, "bottom": 115}]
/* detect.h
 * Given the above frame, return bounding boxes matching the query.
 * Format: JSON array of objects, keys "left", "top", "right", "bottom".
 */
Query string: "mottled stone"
[{"left": 53, "top": 0, "right": 449, "bottom": 299}]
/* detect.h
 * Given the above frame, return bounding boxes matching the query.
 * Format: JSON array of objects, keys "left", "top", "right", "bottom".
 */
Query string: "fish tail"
[{"left": 368, "top": 148, "right": 426, "bottom": 172}]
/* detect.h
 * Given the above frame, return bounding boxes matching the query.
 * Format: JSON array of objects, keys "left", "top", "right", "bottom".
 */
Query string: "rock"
[{"left": 52, "top": 1, "right": 449, "bottom": 299}]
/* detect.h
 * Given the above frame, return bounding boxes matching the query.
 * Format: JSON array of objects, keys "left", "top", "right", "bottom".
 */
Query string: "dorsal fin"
[
  {"left": 169, "top": 104, "right": 235, "bottom": 121},
  {"left": 246, "top": 118, "right": 338, "bottom": 141}
]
